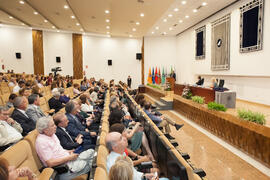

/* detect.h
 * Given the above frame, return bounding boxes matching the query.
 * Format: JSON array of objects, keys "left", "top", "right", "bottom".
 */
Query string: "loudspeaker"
[
  {"left": 108, "top": 59, "right": 112, "bottom": 66},
  {"left": 136, "top": 53, "right": 142, "bottom": 60},
  {"left": 56, "top": 57, "right": 61, "bottom": 63},
  {"left": 15, "top": 53, "right": 21, "bottom": 59}
]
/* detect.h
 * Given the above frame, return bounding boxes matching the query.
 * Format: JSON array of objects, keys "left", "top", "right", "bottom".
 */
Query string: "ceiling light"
[
  {"left": 163, "top": 19, "right": 167, "bottom": 22},
  {"left": 185, "top": 15, "right": 189, "bottom": 18},
  {"left": 83, "top": 32, "right": 86, "bottom": 35},
  {"left": 163, "top": 32, "right": 167, "bottom": 35},
  {"left": 168, "top": 14, "right": 173, "bottom": 17},
  {"left": 21, "top": 23, "right": 25, "bottom": 25},
  {"left": 155, "top": 26, "right": 159, "bottom": 30},
  {"left": 151, "top": 31, "right": 154, "bottom": 34},
  {"left": 71, "top": 15, "right": 75, "bottom": 19},
  {"left": 179, "top": 20, "right": 183, "bottom": 23},
  {"left": 136, "top": 22, "right": 140, "bottom": 25},
  {"left": 52, "top": 26, "right": 55, "bottom": 29},
  {"left": 44, "top": 19, "right": 48, "bottom": 23},
  {"left": 19, "top": 1, "right": 24, "bottom": 4},
  {"left": 140, "top": 13, "right": 144, "bottom": 17},
  {"left": 169, "top": 27, "right": 173, "bottom": 31},
  {"left": 76, "top": 23, "right": 80, "bottom": 26},
  {"left": 106, "top": 19, "right": 110, "bottom": 23},
  {"left": 132, "top": 28, "right": 136, "bottom": 31},
  {"left": 0, "top": 24, "right": 3, "bottom": 27},
  {"left": 80, "top": 29, "right": 83, "bottom": 31},
  {"left": 64, "top": 5, "right": 69, "bottom": 9},
  {"left": 57, "top": 30, "right": 60, "bottom": 32},
  {"left": 34, "top": 12, "right": 38, "bottom": 15},
  {"left": 9, "top": 16, "right": 13, "bottom": 19},
  {"left": 106, "top": 32, "right": 110, "bottom": 34},
  {"left": 105, "top": 10, "right": 110, "bottom": 14},
  {"left": 174, "top": 8, "right": 179, "bottom": 12},
  {"left": 202, "top": 2, "right": 207, "bottom": 6},
  {"left": 193, "top": 9, "right": 198, "bottom": 13},
  {"left": 129, "top": 35, "right": 133, "bottom": 38},
  {"left": 106, "top": 26, "right": 110, "bottom": 29},
  {"left": 107, "top": 35, "right": 111, "bottom": 38},
  {"left": 181, "top": 1, "right": 186, "bottom": 5}
]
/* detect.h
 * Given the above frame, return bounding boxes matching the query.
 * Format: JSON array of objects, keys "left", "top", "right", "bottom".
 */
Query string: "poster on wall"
[
  {"left": 240, "top": 0, "right": 264, "bottom": 53},
  {"left": 211, "top": 14, "right": 230, "bottom": 71},
  {"left": 195, "top": 26, "right": 206, "bottom": 60}
]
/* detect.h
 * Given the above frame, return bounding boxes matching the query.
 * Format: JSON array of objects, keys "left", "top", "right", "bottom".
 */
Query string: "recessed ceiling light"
[
  {"left": 163, "top": 32, "right": 167, "bottom": 35},
  {"left": 129, "top": 35, "right": 133, "bottom": 38},
  {"left": 106, "top": 32, "right": 110, "bottom": 34},
  {"left": 71, "top": 15, "right": 75, "bottom": 19},
  {"left": 9, "top": 16, "right": 13, "bottom": 19},
  {"left": 21, "top": 23, "right": 25, "bottom": 25},
  {"left": 155, "top": 26, "right": 159, "bottom": 30},
  {"left": 0, "top": 24, "right": 3, "bottom": 27},
  {"left": 163, "top": 19, "right": 167, "bottom": 22},
  {"left": 181, "top": 1, "right": 186, "bottom": 5},
  {"left": 52, "top": 26, "right": 55, "bottom": 29},
  {"left": 202, "top": 2, "right": 207, "bottom": 6},
  {"left": 168, "top": 14, "right": 173, "bottom": 17},
  {"left": 179, "top": 20, "right": 183, "bottom": 23},
  {"left": 107, "top": 35, "right": 111, "bottom": 38},
  {"left": 132, "top": 28, "right": 136, "bottom": 31},
  {"left": 193, "top": 9, "right": 198, "bottom": 13},
  {"left": 140, "top": 13, "right": 144, "bottom": 17},
  {"left": 64, "top": 5, "right": 69, "bottom": 9},
  {"left": 106, "top": 26, "right": 110, "bottom": 29},
  {"left": 136, "top": 22, "right": 140, "bottom": 25},
  {"left": 76, "top": 23, "right": 80, "bottom": 26},
  {"left": 174, "top": 8, "right": 179, "bottom": 12},
  {"left": 34, "top": 12, "right": 38, "bottom": 15},
  {"left": 105, "top": 10, "right": 110, "bottom": 14},
  {"left": 57, "top": 30, "right": 60, "bottom": 32},
  {"left": 106, "top": 19, "right": 110, "bottom": 23},
  {"left": 80, "top": 29, "right": 83, "bottom": 31},
  {"left": 169, "top": 27, "right": 173, "bottom": 31},
  {"left": 151, "top": 31, "right": 154, "bottom": 34},
  {"left": 44, "top": 19, "right": 48, "bottom": 23},
  {"left": 185, "top": 15, "right": 189, "bottom": 18},
  {"left": 19, "top": 1, "right": 24, "bottom": 4}
]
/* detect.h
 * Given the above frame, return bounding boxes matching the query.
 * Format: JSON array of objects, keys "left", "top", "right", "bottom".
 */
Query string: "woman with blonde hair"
[{"left": 109, "top": 156, "right": 133, "bottom": 180}]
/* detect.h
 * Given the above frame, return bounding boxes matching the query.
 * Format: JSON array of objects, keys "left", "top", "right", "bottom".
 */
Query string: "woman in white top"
[{"left": 79, "top": 94, "right": 93, "bottom": 113}]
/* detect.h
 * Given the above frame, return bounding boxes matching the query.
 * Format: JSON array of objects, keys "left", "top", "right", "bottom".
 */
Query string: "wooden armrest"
[{"left": 38, "top": 168, "right": 55, "bottom": 180}]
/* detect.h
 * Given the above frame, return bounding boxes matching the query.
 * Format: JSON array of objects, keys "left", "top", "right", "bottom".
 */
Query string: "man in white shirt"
[
  {"left": 0, "top": 106, "right": 23, "bottom": 151},
  {"left": 8, "top": 77, "right": 16, "bottom": 87},
  {"left": 13, "top": 80, "right": 25, "bottom": 93},
  {"left": 106, "top": 132, "right": 155, "bottom": 180}
]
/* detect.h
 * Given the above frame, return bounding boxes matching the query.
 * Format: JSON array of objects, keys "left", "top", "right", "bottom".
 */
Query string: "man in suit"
[
  {"left": 48, "top": 91, "right": 63, "bottom": 113},
  {"left": 26, "top": 94, "right": 45, "bottom": 123},
  {"left": 65, "top": 100, "right": 96, "bottom": 149},
  {"left": 127, "top": 75, "right": 132, "bottom": 88},
  {"left": 11, "top": 96, "right": 35, "bottom": 136},
  {"left": 53, "top": 112, "right": 92, "bottom": 151}
]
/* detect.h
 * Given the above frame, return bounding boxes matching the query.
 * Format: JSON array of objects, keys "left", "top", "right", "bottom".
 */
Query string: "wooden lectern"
[{"left": 166, "top": 77, "right": 175, "bottom": 91}]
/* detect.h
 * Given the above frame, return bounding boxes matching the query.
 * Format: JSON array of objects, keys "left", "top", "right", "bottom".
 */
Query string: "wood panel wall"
[
  {"left": 141, "top": 37, "right": 145, "bottom": 85},
  {"left": 145, "top": 86, "right": 165, "bottom": 100},
  {"left": 32, "top": 30, "right": 44, "bottom": 75},
  {"left": 72, "top": 33, "right": 83, "bottom": 79}
]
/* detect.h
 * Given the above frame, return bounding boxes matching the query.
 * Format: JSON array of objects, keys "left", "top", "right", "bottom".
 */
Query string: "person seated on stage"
[
  {"left": 210, "top": 77, "right": 218, "bottom": 89},
  {"left": 0, "top": 157, "right": 37, "bottom": 180},
  {"left": 11, "top": 96, "right": 36, "bottom": 136},
  {"left": 48, "top": 91, "right": 64, "bottom": 113},
  {"left": 106, "top": 132, "right": 155, "bottom": 180},
  {"left": 144, "top": 102, "right": 183, "bottom": 139},
  {"left": 26, "top": 94, "right": 46, "bottom": 123},
  {"left": 0, "top": 106, "right": 23, "bottom": 151},
  {"left": 53, "top": 112, "right": 92, "bottom": 151},
  {"left": 35, "top": 116, "right": 94, "bottom": 180},
  {"left": 195, "top": 76, "right": 204, "bottom": 86}
]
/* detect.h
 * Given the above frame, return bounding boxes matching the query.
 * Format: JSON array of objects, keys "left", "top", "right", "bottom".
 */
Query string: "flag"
[
  {"left": 155, "top": 67, "right": 158, "bottom": 84},
  {"left": 152, "top": 67, "right": 155, "bottom": 84},
  {"left": 147, "top": 68, "right": 152, "bottom": 84},
  {"left": 170, "top": 66, "right": 173, "bottom": 77},
  {"left": 162, "top": 67, "right": 165, "bottom": 84},
  {"left": 158, "top": 67, "right": 161, "bottom": 84}
]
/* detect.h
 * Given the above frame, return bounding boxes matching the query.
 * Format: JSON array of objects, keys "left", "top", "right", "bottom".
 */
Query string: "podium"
[
  {"left": 166, "top": 77, "right": 175, "bottom": 91},
  {"left": 215, "top": 91, "right": 236, "bottom": 108}
]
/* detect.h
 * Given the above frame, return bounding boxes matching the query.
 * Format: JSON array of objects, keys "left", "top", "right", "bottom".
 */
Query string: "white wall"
[
  {"left": 144, "top": 36, "right": 177, "bottom": 84},
  {"left": 43, "top": 31, "right": 73, "bottom": 76},
  {"left": 83, "top": 36, "right": 142, "bottom": 89},
  {"left": 0, "top": 26, "right": 33, "bottom": 74}
]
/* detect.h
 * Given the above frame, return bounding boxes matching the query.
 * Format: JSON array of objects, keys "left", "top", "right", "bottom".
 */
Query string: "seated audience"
[
  {"left": 0, "top": 157, "right": 37, "bottom": 180},
  {"left": 0, "top": 106, "right": 23, "bottom": 151},
  {"left": 26, "top": 94, "right": 46, "bottom": 123},
  {"left": 11, "top": 96, "right": 35, "bottom": 136},
  {"left": 90, "top": 87, "right": 99, "bottom": 103},
  {"left": 73, "top": 83, "right": 81, "bottom": 95},
  {"left": 80, "top": 81, "right": 88, "bottom": 91},
  {"left": 79, "top": 94, "right": 93, "bottom": 113},
  {"left": 51, "top": 81, "right": 59, "bottom": 93},
  {"left": 31, "top": 85, "right": 43, "bottom": 97},
  {"left": 109, "top": 156, "right": 133, "bottom": 180},
  {"left": 12, "top": 80, "right": 25, "bottom": 93},
  {"left": 53, "top": 112, "right": 92, "bottom": 151},
  {"left": 48, "top": 91, "right": 64, "bottom": 113},
  {"left": 18, "top": 88, "right": 31, "bottom": 97},
  {"left": 35, "top": 116, "right": 94, "bottom": 180},
  {"left": 6, "top": 94, "right": 17, "bottom": 109},
  {"left": 106, "top": 132, "right": 155, "bottom": 180},
  {"left": 59, "top": 88, "right": 70, "bottom": 104},
  {"left": 8, "top": 77, "right": 16, "bottom": 87},
  {"left": 144, "top": 102, "right": 183, "bottom": 139}
]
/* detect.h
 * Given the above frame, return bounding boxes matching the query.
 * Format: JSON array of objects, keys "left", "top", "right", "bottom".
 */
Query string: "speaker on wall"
[
  {"left": 15, "top": 53, "right": 21, "bottom": 59},
  {"left": 136, "top": 53, "right": 142, "bottom": 60},
  {"left": 56, "top": 56, "right": 61, "bottom": 63},
  {"left": 108, "top": 59, "right": 112, "bottom": 66}
]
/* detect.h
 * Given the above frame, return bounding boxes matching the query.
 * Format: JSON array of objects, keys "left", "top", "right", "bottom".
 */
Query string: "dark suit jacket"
[
  {"left": 55, "top": 127, "right": 79, "bottom": 150},
  {"left": 11, "top": 109, "right": 35, "bottom": 136},
  {"left": 48, "top": 97, "right": 63, "bottom": 113},
  {"left": 65, "top": 113, "right": 90, "bottom": 139}
]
